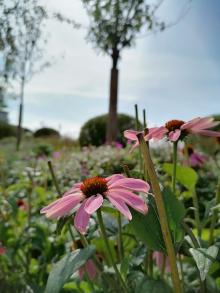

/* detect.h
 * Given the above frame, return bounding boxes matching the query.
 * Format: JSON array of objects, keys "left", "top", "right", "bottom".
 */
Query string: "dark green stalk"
[
  {"left": 209, "top": 177, "right": 220, "bottom": 245},
  {"left": 143, "top": 109, "right": 147, "bottom": 129},
  {"left": 117, "top": 212, "right": 124, "bottom": 261},
  {"left": 172, "top": 141, "right": 178, "bottom": 194},
  {"left": 97, "top": 209, "right": 128, "bottom": 293},
  {"left": 48, "top": 160, "right": 61, "bottom": 196},
  {"left": 192, "top": 190, "right": 201, "bottom": 237},
  {"left": 134, "top": 104, "right": 143, "bottom": 175}
]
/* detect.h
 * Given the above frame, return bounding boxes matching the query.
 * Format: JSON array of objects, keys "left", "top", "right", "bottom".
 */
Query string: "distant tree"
[
  {"left": 81, "top": 0, "right": 165, "bottom": 143},
  {"left": 11, "top": 0, "right": 49, "bottom": 151},
  {"left": 0, "top": 0, "right": 19, "bottom": 119}
]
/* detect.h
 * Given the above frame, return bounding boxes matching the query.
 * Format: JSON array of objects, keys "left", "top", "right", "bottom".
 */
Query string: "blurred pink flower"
[
  {"left": 53, "top": 151, "right": 61, "bottom": 159},
  {"left": 114, "top": 141, "right": 123, "bottom": 149},
  {"left": 153, "top": 251, "right": 170, "bottom": 273},
  {"left": 0, "top": 245, "right": 6, "bottom": 255},
  {"left": 41, "top": 174, "right": 149, "bottom": 234},
  {"left": 145, "top": 117, "right": 220, "bottom": 142},
  {"left": 189, "top": 152, "right": 207, "bottom": 167},
  {"left": 79, "top": 259, "right": 97, "bottom": 279},
  {"left": 124, "top": 128, "right": 168, "bottom": 151}
]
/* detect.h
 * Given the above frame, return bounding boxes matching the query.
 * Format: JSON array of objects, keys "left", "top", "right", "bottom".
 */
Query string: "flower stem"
[
  {"left": 117, "top": 212, "right": 124, "bottom": 261},
  {"left": 209, "top": 177, "right": 220, "bottom": 245},
  {"left": 137, "top": 134, "right": 182, "bottom": 293},
  {"left": 48, "top": 160, "right": 61, "bottom": 196},
  {"left": 172, "top": 141, "right": 178, "bottom": 194},
  {"left": 192, "top": 190, "right": 201, "bottom": 237},
  {"left": 97, "top": 209, "right": 128, "bottom": 293}
]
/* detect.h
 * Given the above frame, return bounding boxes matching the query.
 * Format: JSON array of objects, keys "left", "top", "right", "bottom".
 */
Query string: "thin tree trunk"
[
  {"left": 106, "top": 49, "right": 119, "bottom": 143},
  {"left": 16, "top": 77, "right": 25, "bottom": 151}
]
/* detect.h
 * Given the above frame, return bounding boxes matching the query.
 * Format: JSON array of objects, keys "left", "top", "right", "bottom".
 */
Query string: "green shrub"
[
  {"left": 34, "top": 127, "right": 60, "bottom": 138},
  {"left": 33, "top": 143, "right": 53, "bottom": 157},
  {"left": 79, "top": 113, "right": 139, "bottom": 147},
  {"left": 0, "top": 122, "right": 16, "bottom": 139}
]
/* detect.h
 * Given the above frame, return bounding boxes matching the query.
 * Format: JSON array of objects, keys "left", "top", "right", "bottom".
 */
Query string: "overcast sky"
[{"left": 7, "top": 0, "right": 220, "bottom": 137}]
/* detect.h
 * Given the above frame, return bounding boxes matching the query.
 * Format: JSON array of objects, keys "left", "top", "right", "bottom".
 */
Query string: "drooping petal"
[
  {"left": 63, "top": 186, "right": 81, "bottom": 196},
  {"left": 106, "top": 174, "right": 125, "bottom": 185},
  {"left": 84, "top": 194, "right": 103, "bottom": 214},
  {"left": 124, "top": 130, "right": 140, "bottom": 141},
  {"left": 168, "top": 129, "right": 181, "bottom": 141},
  {"left": 145, "top": 127, "right": 168, "bottom": 140},
  {"left": 0, "top": 246, "right": 6, "bottom": 255},
  {"left": 108, "top": 189, "right": 148, "bottom": 215},
  {"left": 193, "top": 129, "right": 220, "bottom": 137},
  {"left": 40, "top": 193, "right": 83, "bottom": 214},
  {"left": 43, "top": 194, "right": 83, "bottom": 219},
  {"left": 86, "top": 260, "right": 97, "bottom": 279},
  {"left": 129, "top": 141, "right": 140, "bottom": 152},
  {"left": 109, "top": 177, "right": 150, "bottom": 193},
  {"left": 189, "top": 117, "right": 218, "bottom": 131},
  {"left": 107, "top": 195, "right": 132, "bottom": 220},
  {"left": 180, "top": 117, "right": 201, "bottom": 130},
  {"left": 74, "top": 200, "right": 90, "bottom": 234}
]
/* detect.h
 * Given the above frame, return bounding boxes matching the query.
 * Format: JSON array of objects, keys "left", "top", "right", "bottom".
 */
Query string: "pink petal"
[
  {"left": 86, "top": 260, "right": 97, "bottom": 279},
  {"left": 106, "top": 174, "right": 125, "bottom": 185},
  {"left": 84, "top": 194, "right": 103, "bottom": 214},
  {"left": 129, "top": 141, "right": 139, "bottom": 152},
  {"left": 74, "top": 200, "right": 90, "bottom": 234},
  {"left": 45, "top": 195, "right": 83, "bottom": 219},
  {"left": 63, "top": 187, "right": 81, "bottom": 196},
  {"left": 107, "top": 195, "right": 132, "bottom": 220},
  {"left": 193, "top": 129, "right": 220, "bottom": 137},
  {"left": 124, "top": 130, "right": 140, "bottom": 141},
  {"left": 40, "top": 193, "right": 83, "bottom": 214},
  {"left": 181, "top": 117, "right": 201, "bottom": 130},
  {"left": 145, "top": 127, "right": 167, "bottom": 140},
  {"left": 109, "top": 178, "right": 150, "bottom": 193},
  {"left": 108, "top": 189, "right": 148, "bottom": 215},
  {"left": 190, "top": 118, "right": 218, "bottom": 131},
  {"left": 168, "top": 129, "right": 181, "bottom": 141}
]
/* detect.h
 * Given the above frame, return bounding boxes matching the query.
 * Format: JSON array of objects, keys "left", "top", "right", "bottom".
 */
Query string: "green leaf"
[
  {"left": 163, "top": 187, "right": 186, "bottom": 243},
  {"left": 163, "top": 163, "right": 198, "bottom": 191},
  {"left": 135, "top": 278, "right": 172, "bottom": 293},
  {"left": 129, "top": 195, "right": 166, "bottom": 252},
  {"left": 189, "top": 246, "right": 219, "bottom": 281},
  {"left": 45, "top": 246, "right": 95, "bottom": 293}
]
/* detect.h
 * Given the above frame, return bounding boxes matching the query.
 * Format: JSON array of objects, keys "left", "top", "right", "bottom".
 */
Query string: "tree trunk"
[
  {"left": 16, "top": 77, "right": 25, "bottom": 151},
  {"left": 106, "top": 49, "right": 119, "bottom": 143}
]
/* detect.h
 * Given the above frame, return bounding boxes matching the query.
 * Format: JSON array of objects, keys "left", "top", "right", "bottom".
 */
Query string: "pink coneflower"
[
  {"left": 145, "top": 117, "right": 220, "bottom": 142},
  {"left": 124, "top": 127, "right": 168, "bottom": 151},
  {"left": 79, "top": 259, "right": 97, "bottom": 279},
  {"left": 40, "top": 174, "right": 149, "bottom": 234}
]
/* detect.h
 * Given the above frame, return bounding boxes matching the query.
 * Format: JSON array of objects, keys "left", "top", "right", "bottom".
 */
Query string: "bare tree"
[{"left": 11, "top": 0, "right": 48, "bottom": 150}]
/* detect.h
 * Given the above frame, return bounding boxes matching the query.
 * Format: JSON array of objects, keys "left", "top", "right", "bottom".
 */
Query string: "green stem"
[
  {"left": 182, "top": 222, "right": 200, "bottom": 248},
  {"left": 209, "top": 177, "right": 220, "bottom": 245},
  {"left": 97, "top": 209, "right": 128, "bottom": 293},
  {"left": 48, "top": 160, "right": 61, "bottom": 196},
  {"left": 143, "top": 109, "right": 147, "bottom": 129},
  {"left": 192, "top": 190, "right": 201, "bottom": 238},
  {"left": 137, "top": 134, "right": 182, "bottom": 293},
  {"left": 134, "top": 104, "right": 143, "bottom": 175},
  {"left": 172, "top": 142, "right": 178, "bottom": 194},
  {"left": 148, "top": 250, "right": 153, "bottom": 277},
  {"left": 117, "top": 212, "right": 124, "bottom": 261}
]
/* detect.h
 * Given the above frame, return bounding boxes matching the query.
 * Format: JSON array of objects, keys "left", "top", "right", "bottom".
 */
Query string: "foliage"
[
  {"left": 34, "top": 127, "right": 60, "bottom": 138},
  {"left": 79, "top": 113, "right": 137, "bottom": 146},
  {"left": 0, "top": 122, "right": 16, "bottom": 139},
  {"left": 82, "top": 0, "right": 165, "bottom": 55}
]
